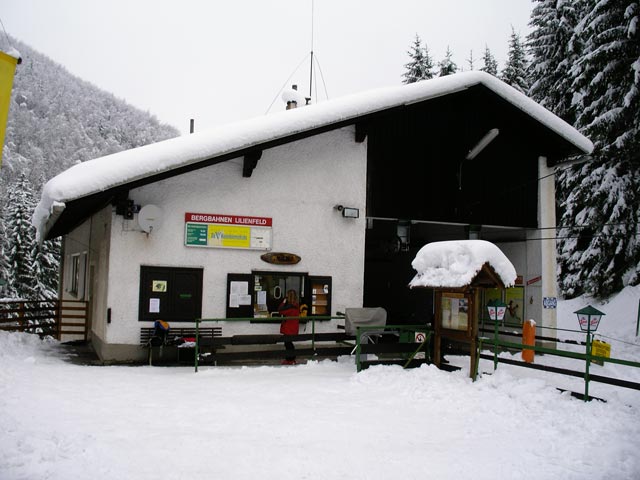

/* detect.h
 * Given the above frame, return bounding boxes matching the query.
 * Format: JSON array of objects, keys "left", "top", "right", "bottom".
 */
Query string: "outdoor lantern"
[
  {"left": 575, "top": 305, "right": 605, "bottom": 333},
  {"left": 487, "top": 299, "right": 507, "bottom": 322}
]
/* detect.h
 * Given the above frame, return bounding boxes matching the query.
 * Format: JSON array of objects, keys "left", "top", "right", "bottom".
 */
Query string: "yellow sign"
[
  {"left": 208, "top": 224, "right": 250, "bottom": 248},
  {"left": 152, "top": 280, "right": 167, "bottom": 292},
  {"left": 0, "top": 50, "right": 19, "bottom": 168},
  {"left": 592, "top": 339, "right": 611, "bottom": 365}
]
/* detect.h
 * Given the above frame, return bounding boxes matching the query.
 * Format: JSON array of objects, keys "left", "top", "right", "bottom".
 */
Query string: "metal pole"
[
  {"left": 356, "top": 327, "right": 362, "bottom": 372},
  {"left": 195, "top": 318, "right": 200, "bottom": 373},
  {"left": 493, "top": 317, "right": 499, "bottom": 371},
  {"left": 636, "top": 298, "right": 640, "bottom": 337},
  {"left": 584, "top": 322, "right": 591, "bottom": 401}
]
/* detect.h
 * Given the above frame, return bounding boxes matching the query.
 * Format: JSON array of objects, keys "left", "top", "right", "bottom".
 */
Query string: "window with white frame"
[{"left": 68, "top": 253, "right": 86, "bottom": 298}]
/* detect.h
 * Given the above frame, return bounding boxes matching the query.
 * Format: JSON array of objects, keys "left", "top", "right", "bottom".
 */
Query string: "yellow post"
[{"left": 0, "top": 50, "right": 20, "bottom": 168}]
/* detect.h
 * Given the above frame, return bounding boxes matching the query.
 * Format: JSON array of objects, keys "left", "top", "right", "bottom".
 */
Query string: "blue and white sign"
[{"left": 543, "top": 297, "right": 557, "bottom": 309}]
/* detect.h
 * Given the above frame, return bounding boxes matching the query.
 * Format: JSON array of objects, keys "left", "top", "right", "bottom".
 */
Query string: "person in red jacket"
[{"left": 278, "top": 289, "right": 300, "bottom": 365}]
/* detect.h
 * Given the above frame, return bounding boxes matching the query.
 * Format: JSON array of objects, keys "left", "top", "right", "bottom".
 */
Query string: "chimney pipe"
[
  {"left": 286, "top": 84, "right": 298, "bottom": 110},
  {"left": 190, "top": 119, "right": 195, "bottom": 134}
]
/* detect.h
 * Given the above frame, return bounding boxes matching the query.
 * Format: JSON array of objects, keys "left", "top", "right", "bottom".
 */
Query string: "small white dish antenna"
[{"left": 137, "top": 205, "right": 163, "bottom": 233}]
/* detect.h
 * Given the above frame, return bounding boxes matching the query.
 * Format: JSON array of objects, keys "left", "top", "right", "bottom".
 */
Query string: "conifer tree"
[
  {"left": 555, "top": 0, "right": 640, "bottom": 298},
  {"left": 438, "top": 46, "right": 458, "bottom": 77},
  {"left": 402, "top": 34, "right": 434, "bottom": 83},
  {"left": 0, "top": 218, "right": 13, "bottom": 298},
  {"left": 480, "top": 45, "right": 499, "bottom": 76},
  {"left": 466, "top": 50, "right": 475, "bottom": 71},
  {"left": 4, "top": 176, "right": 38, "bottom": 299},
  {"left": 528, "top": 0, "right": 584, "bottom": 123},
  {"left": 501, "top": 27, "right": 530, "bottom": 93},
  {"left": 32, "top": 237, "right": 61, "bottom": 300}
]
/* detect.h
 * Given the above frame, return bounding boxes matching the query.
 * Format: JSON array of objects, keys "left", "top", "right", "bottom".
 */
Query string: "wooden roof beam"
[{"left": 243, "top": 150, "right": 262, "bottom": 177}]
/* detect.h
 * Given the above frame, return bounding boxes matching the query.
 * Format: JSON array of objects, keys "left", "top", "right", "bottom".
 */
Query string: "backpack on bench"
[{"left": 150, "top": 320, "right": 170, "bottom": 347}]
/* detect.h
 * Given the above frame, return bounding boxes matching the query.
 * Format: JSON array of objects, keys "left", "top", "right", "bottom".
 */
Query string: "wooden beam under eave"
[
  {"left": 243, "top": 150, "right": 262, "bottom": 177},
  {"left": 355, "top": 122, "right": 368, "bottom": 143}
]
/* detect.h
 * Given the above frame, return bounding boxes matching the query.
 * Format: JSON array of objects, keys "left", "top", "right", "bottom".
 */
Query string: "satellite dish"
[{"left": 137, "top": 205, "right": 163, "bottom": 233}]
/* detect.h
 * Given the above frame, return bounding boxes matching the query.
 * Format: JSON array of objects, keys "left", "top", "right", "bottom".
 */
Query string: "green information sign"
[{"left": 186, "top": 223, "right": 208, "bottom": 246}]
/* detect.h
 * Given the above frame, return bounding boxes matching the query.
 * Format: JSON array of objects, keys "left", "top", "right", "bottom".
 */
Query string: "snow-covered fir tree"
[
  {"left": 0, "top": 217, "right": 11, "bottom": 298},
  {"left": 551, "top": 0, "right": 640, "bottom": 298},
  {"left": 4, "top": 176, "right": 38, "bottom": 299},
  {"left": 32, "top": 237, "right": 61, "bottom": 300},
  {"left": 438, "top": 46, "right": 458, "bottom": 77},
  {"left": 528, "top": 0, "right": 585, "bottom": 124},
  {"left": 402, "top": 34, "right": 435, "bottom": 83},
  {"left": 466, "top": 50, "right": 476, "bottom": 71},
  {"left": 501, "top": 27, "right": 530, "bottom": 93},
  {"left": 480, "top": 45, "right": 499, "bottom": 75}
]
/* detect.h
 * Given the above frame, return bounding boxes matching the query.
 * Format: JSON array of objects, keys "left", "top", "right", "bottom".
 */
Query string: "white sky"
[{"left": 2, "top": 0, "right": 533, "bottom": 134}]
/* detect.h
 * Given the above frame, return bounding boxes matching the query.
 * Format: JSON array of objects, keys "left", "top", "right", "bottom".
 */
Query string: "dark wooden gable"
[{"left": 365, "top": 85, "right": 569, "bottom": 230}]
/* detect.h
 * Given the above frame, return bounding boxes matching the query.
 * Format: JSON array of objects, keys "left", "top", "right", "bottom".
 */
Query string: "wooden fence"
[{"left": 0, "top": 299, "right": 89, "bottom": 341}]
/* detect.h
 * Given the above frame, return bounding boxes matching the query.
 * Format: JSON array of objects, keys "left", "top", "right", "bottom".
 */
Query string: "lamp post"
[
  {"left": 574, "top": 305, "right": 605, "bottom": 401},
  {"left": 487, "top": 299, "right": 507, "bottom": 370}
]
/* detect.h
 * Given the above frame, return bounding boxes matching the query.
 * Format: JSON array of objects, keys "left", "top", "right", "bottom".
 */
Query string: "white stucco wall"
[{"left": 104, "top": 126, "right": 367, "bottom": 345}]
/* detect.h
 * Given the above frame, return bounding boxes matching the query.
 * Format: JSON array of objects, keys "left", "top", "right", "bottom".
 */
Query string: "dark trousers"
[{"left": 284, "top": 341, "right": 295, "bottom": 361}]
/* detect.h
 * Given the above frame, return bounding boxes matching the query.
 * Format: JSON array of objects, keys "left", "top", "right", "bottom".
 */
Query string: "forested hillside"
[{"left": 0, "top": 37, "right": 178, "bottom": 299}]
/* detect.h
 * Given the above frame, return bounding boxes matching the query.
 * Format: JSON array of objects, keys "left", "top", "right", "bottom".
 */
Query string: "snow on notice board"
[{"left": 409, "top": 240, "right": 517, "bottom": 289}]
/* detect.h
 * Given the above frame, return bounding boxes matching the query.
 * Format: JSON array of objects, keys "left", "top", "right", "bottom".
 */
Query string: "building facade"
[{"left": 34, "top": 72, "right": 592, "bottom": 362}]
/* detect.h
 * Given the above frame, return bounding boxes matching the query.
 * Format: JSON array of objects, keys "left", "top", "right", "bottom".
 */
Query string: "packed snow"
[
  {"left": 32, "top": 71, "right": 593, "bottom": 241},
  {"left": 2, "top": 288, "right": 639, "bottom": 479},
  {"left": 409, "top": 239, "right": 517, "bottom": 288}
]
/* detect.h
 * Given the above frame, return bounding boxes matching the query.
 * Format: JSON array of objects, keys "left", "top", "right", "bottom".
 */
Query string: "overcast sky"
[{"left": 2, "top": 0, "right": 533, "bottom": 134}]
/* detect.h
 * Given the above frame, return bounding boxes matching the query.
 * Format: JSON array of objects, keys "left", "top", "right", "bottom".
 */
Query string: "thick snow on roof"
[
  {"left": 32, "top": 71, "right": 593, "bottom": 240},
  {"left": 409, "top": 240, "right": 517, "bottom": 289}
]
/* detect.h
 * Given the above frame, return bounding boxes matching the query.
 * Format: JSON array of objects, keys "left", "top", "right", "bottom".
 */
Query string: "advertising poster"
[
  {"left": 441, "top": 294, "right": 468, "bottom": 331},
  {"left": 505, "top": 287, "right": 524, "bottom": 325},
  {"left": 184, "top": 212, "right": 272, "bottom": 250}
]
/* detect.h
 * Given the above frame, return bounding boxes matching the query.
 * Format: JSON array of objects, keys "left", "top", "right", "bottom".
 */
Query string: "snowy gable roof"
[
  {"left": 409, "top": 240, "right": 517, "bottom": 289},
  {"left": 33, "top": 71, "right": 593, "bottom": 240}
]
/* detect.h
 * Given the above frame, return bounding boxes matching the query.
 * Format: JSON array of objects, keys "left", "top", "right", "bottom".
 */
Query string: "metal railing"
[
  {"left": 478, "top": 321, "right": 640, "bottom": 401},
  {"left": 353, "top": 324, "right": 432, "bottom": 372},
  {"left": 193, "top": 316, "right": 432, "bottom": 373},
  {"left": 194, "top": 315, "right": 338, "bottom": 371}
]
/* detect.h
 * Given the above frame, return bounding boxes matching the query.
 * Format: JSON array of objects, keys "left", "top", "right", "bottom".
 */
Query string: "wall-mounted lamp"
[
  {"left": 459, "top": 128, "right": 500, "bottom": 190},
  {"left": 466, "top": 128, "right": 500, "bottom": 161},
  {"left": 334, "top": 205, "right": 359, "bottom": 218}
]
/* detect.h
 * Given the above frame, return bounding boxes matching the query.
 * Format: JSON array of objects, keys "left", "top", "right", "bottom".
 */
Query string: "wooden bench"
[{"left": 140, "top": 326, "right": 222, "bottom": 365}]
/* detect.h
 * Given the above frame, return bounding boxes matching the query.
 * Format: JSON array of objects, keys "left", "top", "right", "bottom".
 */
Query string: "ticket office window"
[
  {"left": 253, "top": 271, "right": 306, "bottom": 317},
  {"left": 226, "top": 272, "right": 332, "bottom": 319}
]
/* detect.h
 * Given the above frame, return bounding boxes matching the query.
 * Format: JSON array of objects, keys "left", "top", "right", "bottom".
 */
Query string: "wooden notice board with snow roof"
[{"left": 409, "top": 240, "right": 517, "bottom": 378}]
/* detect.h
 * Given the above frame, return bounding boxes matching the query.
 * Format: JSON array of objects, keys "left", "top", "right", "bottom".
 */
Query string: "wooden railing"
[{"left": 0, "top": 299, "right": 89, "bottom": 341}]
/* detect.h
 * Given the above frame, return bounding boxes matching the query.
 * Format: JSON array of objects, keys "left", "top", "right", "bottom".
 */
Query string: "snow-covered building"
[{"left": 33, "top": 72, "right": 592, "bottom": 362}]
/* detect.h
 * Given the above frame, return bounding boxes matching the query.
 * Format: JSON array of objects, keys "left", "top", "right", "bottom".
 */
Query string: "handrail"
[
  {"left": 354, "top": 324, "right": 432, "bottom": 372},
  {"left": 193, "top": 317, "right": 431, "bottom": 372},
  {"left": 194, "top": 315, "right": 344, "bottom": 371},
  {"left": 481, "top": 326, "right": 640, "bottom": 400}
]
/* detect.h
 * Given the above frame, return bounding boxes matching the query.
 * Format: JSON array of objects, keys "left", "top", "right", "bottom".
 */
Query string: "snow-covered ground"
[{"left": 1, "top": 288, "right": 639, "bottom": 480}]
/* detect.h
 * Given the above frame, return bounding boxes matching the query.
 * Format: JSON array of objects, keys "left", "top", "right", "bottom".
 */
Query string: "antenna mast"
[{"left": 309, "top": 0, "right": 314, "bottom": 100}]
